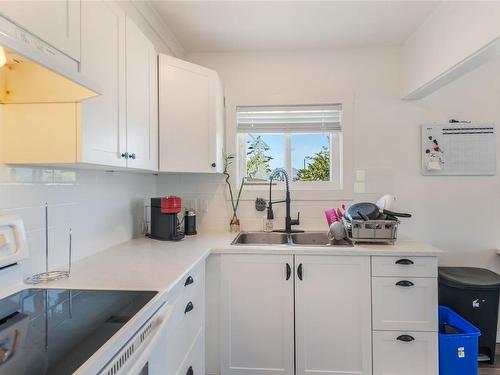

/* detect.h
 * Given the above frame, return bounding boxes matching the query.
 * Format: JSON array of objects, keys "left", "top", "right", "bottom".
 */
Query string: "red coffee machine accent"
[
  {"left": 160, "top": 196, "right": 182, "bottom": 214},
  {"left": 150, "top": 196, "right": 184, "bottom": 241}
]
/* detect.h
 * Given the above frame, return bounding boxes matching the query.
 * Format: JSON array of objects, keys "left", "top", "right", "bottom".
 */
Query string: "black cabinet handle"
[
  {"left": 395, "top": 280, "right": 414, "bottom": 287},
  {"left": 129, "top": 153, "right": 136, "bottom": 160},
  {"left": 184, "top": 301, "right": 194, "bottom": 314},
  {"left": 397, "top": 335, "right": 415, "bottom": 342},
  {"left": 211, "top": 162, "right": 216, "bottom": 168},
  {"left": 395, "top": 259, "right": 414, "bottom": 265},
  {"left": 286, "top": 263, "right": 291, "bottom": 280},
  {"left": 184, "top": 275, "right": 194, "bottom": 286},
  {"left": 121, "top": 152, "right": 129, "bottom": 159},
  {"left": 297, "top": 263, "right": 303, "bottom": 280},
  {"left": 186, "top": 366, "right": 194, "bottom": 375}
]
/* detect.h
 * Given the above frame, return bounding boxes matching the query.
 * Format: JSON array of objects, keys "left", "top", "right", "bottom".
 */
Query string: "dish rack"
[{"left": 343, "top": 218, "right": 399, "bottom": 244}]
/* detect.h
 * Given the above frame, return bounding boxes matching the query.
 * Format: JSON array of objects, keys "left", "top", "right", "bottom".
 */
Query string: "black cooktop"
[{"left": 0, "top": 288, "right": 157, "bottom": 375}]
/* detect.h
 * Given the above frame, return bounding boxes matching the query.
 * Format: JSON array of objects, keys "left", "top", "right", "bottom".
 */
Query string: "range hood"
[
  {"left": 0, "top": 15, "right": 100, "bottom": 165},
  {"left": 0, "top": 15, "right": 100, "bottom": 103}
]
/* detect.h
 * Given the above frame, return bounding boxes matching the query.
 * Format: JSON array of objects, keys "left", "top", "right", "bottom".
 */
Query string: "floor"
[{"left": 479, "top": 347, "right": 500, "bottom": 374}]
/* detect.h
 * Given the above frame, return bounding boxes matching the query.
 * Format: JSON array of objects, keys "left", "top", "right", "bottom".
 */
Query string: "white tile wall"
[
  {"left": 0, "top": 164, "right": 156, "bottom": 282},
  {"left": 156, "top": 173, "right": 383, "bottom": 233}
]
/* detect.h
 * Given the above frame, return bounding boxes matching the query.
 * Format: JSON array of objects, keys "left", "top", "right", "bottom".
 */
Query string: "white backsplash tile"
[{"left": 0, "top": 164, "right": 156, "bottom": 284}]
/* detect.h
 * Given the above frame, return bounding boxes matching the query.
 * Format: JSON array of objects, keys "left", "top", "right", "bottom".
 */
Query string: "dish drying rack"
[
  {"left": 25, "top": 203, "right": 72, "bottom": 284},
  {"left": 343, "top": 217, "right": 399, "bottom": 244}
]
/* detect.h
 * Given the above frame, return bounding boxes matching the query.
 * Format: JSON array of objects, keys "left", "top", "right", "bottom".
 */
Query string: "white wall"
[
  {"left": 157, "top": 47, "right": 500, "bottom": 270},
  {"left": 401, "top": 1, "right": 500, "bottom": 98},
  {"left": 0, "top": 165, "right": 156, "bottom": 283}
]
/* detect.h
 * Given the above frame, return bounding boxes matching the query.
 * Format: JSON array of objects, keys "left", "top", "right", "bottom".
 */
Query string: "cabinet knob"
[
  {"left": 184, "top": 275, "right": 194, "bottom": 286},
  {"left": 129, "top": 153, "right": 136, "bottom": 160},
  {"left": 184, "top": 301, "right": 194, "bottom": 314},
  {"left": 396, "top": 335, "right": 415, "bottom": 342},
  {"left": 186, "top": 366, "right": 194, "bottom": 375},
  {"left": 297, "top": 263, "right": 303, "bottom": 280},
  {"left": 121, "top": 152, "right": 129, "bottom": 159},
  {"left": 211, "top": 162, "right": 216, "bottom": 168}
]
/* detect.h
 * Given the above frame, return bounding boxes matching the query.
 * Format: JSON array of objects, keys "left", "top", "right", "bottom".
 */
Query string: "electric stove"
[{"left": 0, "top": 288, "right": 157, "bottom": 375}]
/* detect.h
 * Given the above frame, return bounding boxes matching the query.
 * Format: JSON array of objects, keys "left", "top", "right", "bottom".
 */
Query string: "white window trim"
[
  {"left": 237, "top": 132, "right": 341, "bottom": 191},
  {"left": 225, "top": 93, "right": 355, "bottom": 202}
]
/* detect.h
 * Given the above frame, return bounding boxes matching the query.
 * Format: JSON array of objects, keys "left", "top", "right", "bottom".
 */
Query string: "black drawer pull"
[
  {"left": 186, "top": 366, "right": 194, "bottom": 375},
  {"left": 396, "top": 280, "right": 414, "bottom": 287},
  {"left": 184, "top": 301, "right": 194, "bottom": 314},
  {"left": 286, "top": 263, "right": 291, "bottom": 280},
  {"left": 397, "top": 335, "right": 415, "bottom": 342},
  {"left": 184, "top": 275, "right": 194, "bottom": 286},
  {"left": 395, "top": 259, "right": 414, "bottom": 265}
]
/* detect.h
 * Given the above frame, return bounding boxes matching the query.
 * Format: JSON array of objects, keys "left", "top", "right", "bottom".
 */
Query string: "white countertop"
[
  {"left": 44, "top": 231, "right": 442, "bottom": 293},
  {"left": 14, "top": 232, "right": 441, "bottom": 374}
]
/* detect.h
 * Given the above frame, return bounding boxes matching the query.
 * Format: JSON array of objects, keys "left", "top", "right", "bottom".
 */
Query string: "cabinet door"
[
  {"left": 373, "top": 331, "right": 438, "bottom": 375},
  {"left": 0, "top": 0, "right": 80, "bottom": 61},
  {"left": 125, "top": 17, "right": 158, "bottom": 171},
  {"left": 158, "top": 55, "right": 223, "bottom": 173},
  {"left": 372, "top": 277, "right": 438, "bottom": 332},
  {"left": 80, "top": 1, "right": 126, "bottom": 168},
  {"left": 295, "top": 255, "right": 372, "bottom": 375},
  {"left": 220, "top": 254, "right": 294, "bottom": 375}
]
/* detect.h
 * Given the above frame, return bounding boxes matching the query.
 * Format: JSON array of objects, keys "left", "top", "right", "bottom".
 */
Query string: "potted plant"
[{"left": 223, "top": 154, "right": 245, "bottom": 232}]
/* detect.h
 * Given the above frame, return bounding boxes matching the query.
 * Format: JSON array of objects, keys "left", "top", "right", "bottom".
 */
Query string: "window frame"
[{"left": 237, "top": 131, "right": 342, "bottom": 191}]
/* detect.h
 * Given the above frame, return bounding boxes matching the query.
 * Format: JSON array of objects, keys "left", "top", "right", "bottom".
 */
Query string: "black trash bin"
[{"left": 439, "top": 267, "right": 500, "bottom": 364}]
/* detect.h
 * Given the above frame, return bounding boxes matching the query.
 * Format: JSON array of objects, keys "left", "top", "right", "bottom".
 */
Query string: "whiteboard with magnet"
[{"left": 421, "top": 124, "right": 496, "bottom": 176}]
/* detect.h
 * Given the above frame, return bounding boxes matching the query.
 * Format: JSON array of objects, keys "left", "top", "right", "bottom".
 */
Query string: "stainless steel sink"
[
  {"left": 291, "top": 232, "right": 331, "bottom": 245},
  {"left": 291, "top": 232, "right": 353, "bottom": 247},
  {"left": 231, "top": 231, "right": 352, "bottom": 247},
  {"left": 231, "top": 232, "right": 289, "bottom": 245}
]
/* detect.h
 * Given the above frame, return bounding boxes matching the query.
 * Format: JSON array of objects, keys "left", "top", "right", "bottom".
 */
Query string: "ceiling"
[{"left": 151, "top": 1, "right": 440, "bottom": 53}]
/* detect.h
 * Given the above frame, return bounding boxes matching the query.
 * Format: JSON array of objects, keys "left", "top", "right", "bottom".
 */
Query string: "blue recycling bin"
[{"left": 439, "top": 306, "right": 481, "bottom": 375}]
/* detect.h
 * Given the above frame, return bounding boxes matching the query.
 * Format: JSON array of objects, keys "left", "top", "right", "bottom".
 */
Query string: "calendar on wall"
[{"left": 421, "top": 124, "right": 497, "bottom": 176}]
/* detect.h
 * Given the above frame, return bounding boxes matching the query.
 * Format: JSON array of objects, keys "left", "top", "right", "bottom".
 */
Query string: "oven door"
[{"left": 98, "top": 302, "right": 173, "bottom": 375}]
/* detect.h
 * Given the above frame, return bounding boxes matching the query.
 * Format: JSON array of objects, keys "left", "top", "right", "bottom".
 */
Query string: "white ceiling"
[{"left": 151, "top": 1, "right": 440, "bottom": 53}]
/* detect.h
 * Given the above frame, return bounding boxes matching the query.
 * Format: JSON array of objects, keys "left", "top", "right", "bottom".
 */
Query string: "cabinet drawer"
[
  {"left": 176, "top": 326, "right": 204, "bottom": 375},
  {"left": 372, "top": 277, "right": 437, "bottom": 331},
  {"left": 373, "top": 331, "right": 438, "bottom": 375},
  {"left": 372, "top": 256, "right": 437, "bottom": 277},
  {"left": 163, "top": 264, "right": 205, "bottom": 374}
]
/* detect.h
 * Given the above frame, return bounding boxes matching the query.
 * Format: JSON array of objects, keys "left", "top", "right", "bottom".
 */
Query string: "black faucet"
[{"left": 267, "top": 168, "right": 302, "bottom": 233}]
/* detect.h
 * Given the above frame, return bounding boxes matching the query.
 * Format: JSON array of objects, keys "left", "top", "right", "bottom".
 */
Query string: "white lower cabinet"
[
  {"left": 372, "top": 331, "right": 438, "bottom": 375},
  {"left": 371, "top": 256, "right": 438, "bottom": 375},
  {"left": 219, "top": 254, "right": 373, "bottom": 375},
  {"left": 151, "top": 263, "right": 205, "bottom": 375},
  {"left": 295, "top": 255, "right": 372, "bottom": 375},
  {"left": 220, "top": 254, "right": 295, "bottom": 375}
]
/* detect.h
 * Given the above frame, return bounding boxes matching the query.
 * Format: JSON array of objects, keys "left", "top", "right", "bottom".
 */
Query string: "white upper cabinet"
[
  {"left": 158, "top": 55, "right": 224, "bottom": 173},
  {"left": 295, "top": 255, "right": 372, "bottom": 375},
  {"left": 220, "top": 254, "right": 295, "bottom": 375},
  {"left": 125, "top": 17, "right": 158, "bottom": 171},
  {"left": 80, "top": 1, "right": 127, "bottom": 168},
  {"left": 0, "top": 0, "right": 81, "bottom": 61}
]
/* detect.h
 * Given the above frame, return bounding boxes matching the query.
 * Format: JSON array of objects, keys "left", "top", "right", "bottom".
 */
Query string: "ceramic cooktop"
[{"left": 0, "top": 288, "right": 157, "bottom": 375}]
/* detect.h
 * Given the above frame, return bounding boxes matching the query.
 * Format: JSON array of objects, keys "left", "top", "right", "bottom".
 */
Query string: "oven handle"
[{"left": 126, "top": 302, "right": 174, "bottom": 375}]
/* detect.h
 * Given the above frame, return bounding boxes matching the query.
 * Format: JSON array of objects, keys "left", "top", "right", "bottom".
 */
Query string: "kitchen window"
[{"left": 237, "top": 104, "right": 342, "bottom": 189}]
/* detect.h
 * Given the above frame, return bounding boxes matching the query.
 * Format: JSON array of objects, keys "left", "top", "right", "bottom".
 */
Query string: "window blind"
[{"left": 237, "top": 104, "right": 342, "bottom": 133}]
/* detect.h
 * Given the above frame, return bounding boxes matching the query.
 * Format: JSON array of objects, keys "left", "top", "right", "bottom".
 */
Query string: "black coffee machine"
[{"left": 150, "top": 196, "right": 185, "bottom": 241}]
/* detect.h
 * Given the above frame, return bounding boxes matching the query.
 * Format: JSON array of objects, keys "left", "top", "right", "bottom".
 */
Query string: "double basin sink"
[{"left": 231, "top": 231, "right": 353, "bottom": 247}]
